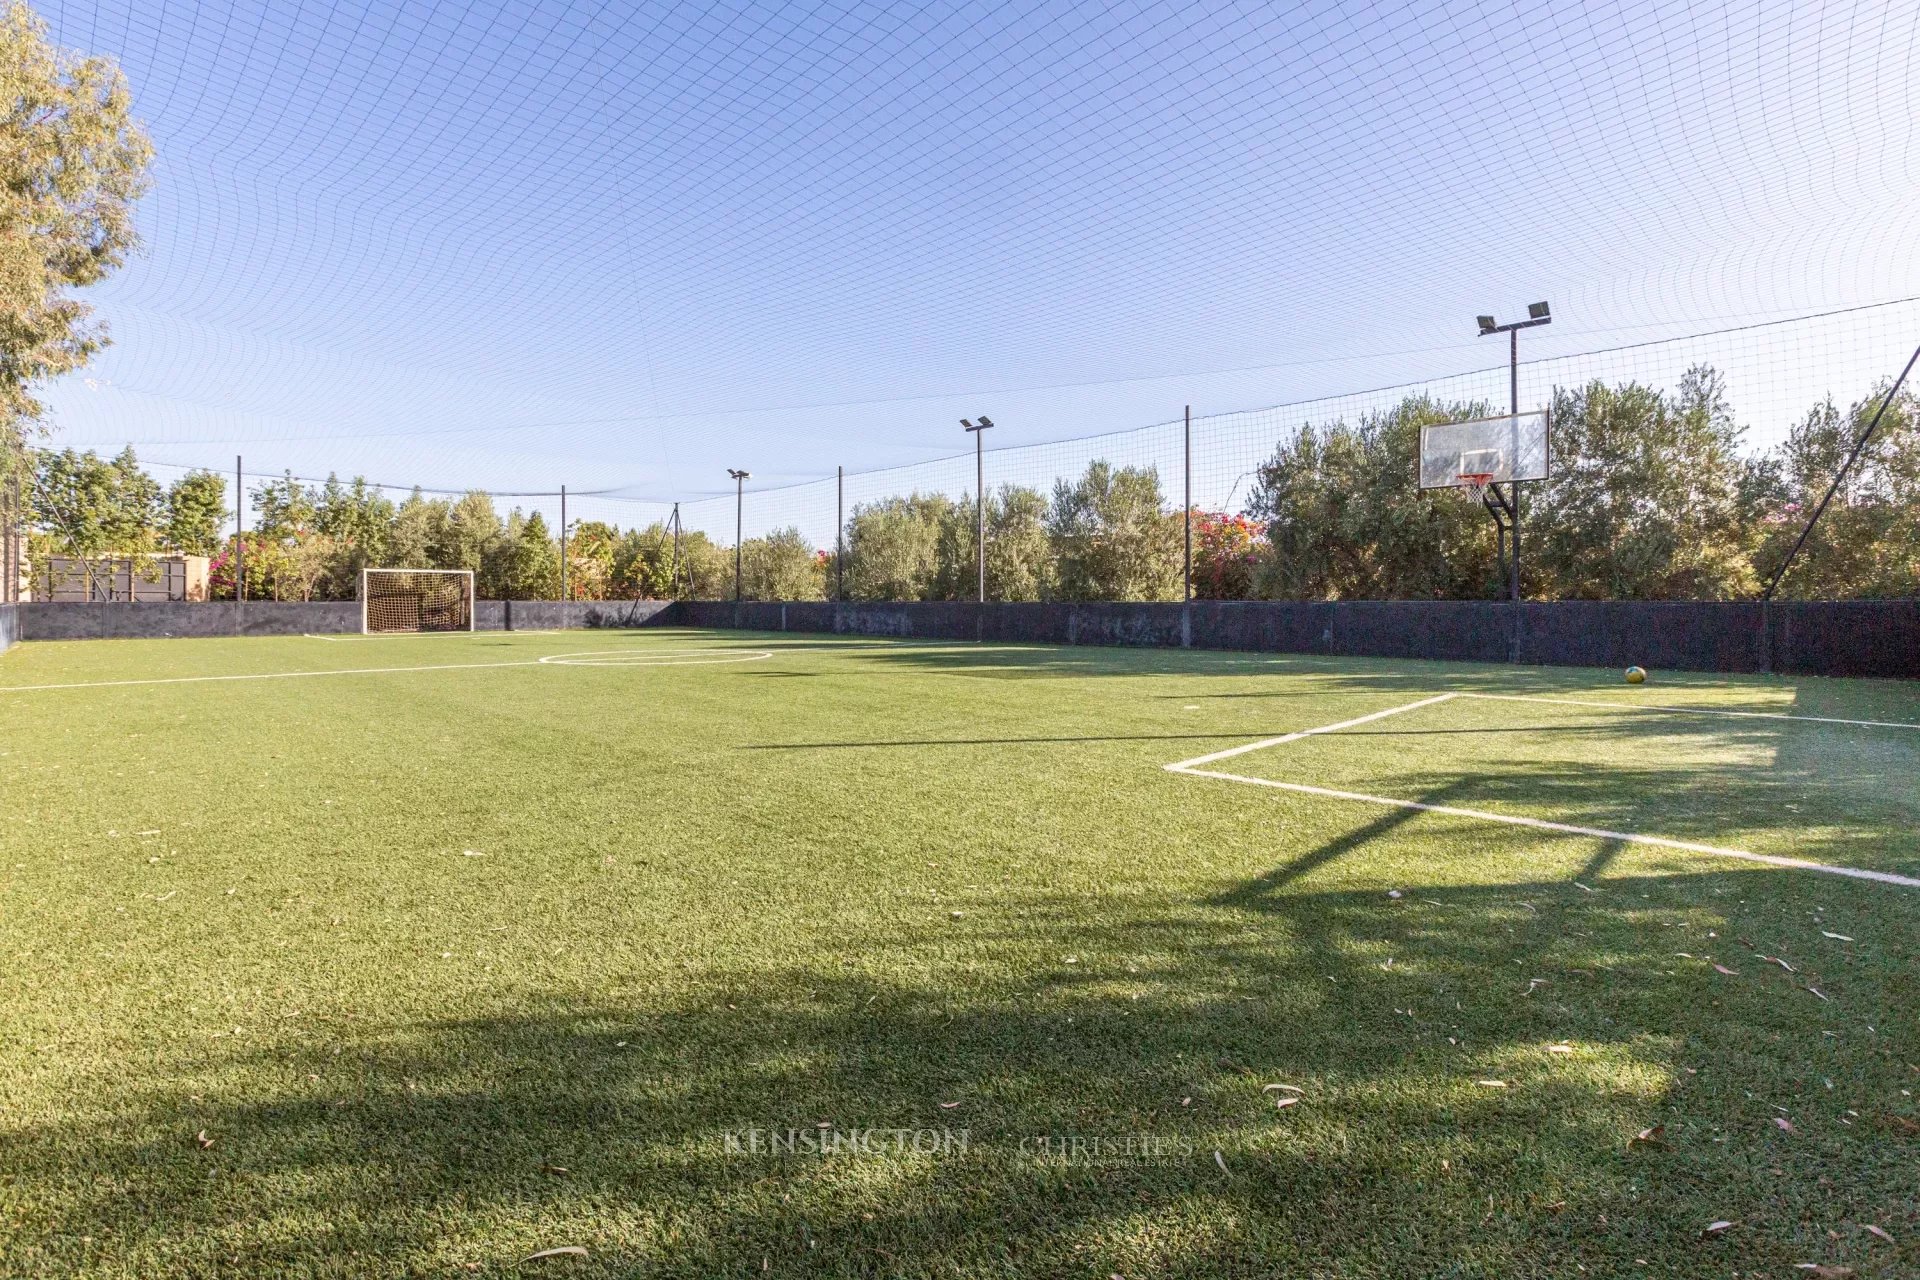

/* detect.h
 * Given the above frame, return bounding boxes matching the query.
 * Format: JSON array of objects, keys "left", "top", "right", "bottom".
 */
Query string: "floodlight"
[
  {"left": 1528, "top": 300, "right": 1550, "bottom": 320},
  {"left": 727, "top": 468, "right": 749, "bottom": 480},
  {"left": 976, "top": 415, "right": 994, "bottom": 429},
  {"left": 1476, "top": 315, "right": 1497, "bottom": 335},
  {"left": 960, "top": 419, "right": 973, "bottom": 429}
]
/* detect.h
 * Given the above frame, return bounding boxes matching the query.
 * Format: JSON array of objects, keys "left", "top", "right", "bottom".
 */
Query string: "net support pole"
[
  {"left": 1762, "top": 341, "right": 1920, "bottom": 601},
  {"left": 235, "top": 455, "right": 245, "bottom": 607},
  {"left": 1183, "top": 405, "right": 1192, "bottom": 605},
  {"left": 559, "top": 484, "right": 568, "bottom": 603},
  {"left": 836, "top": 465, "right": 844, "bottom": 603},
  {"left": 671, "top": 503, "right": 681, "bottom": 599}
]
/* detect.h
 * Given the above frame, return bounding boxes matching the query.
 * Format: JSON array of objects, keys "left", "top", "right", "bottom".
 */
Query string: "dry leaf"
[
  {"left": 1702, "top": 1220, "right": 1736, "bottom": 1236},
  {"left": 1213, "top": 1150, "right": 1229, "bottom": 1174},
  {"left": 1713, "top": 964, "right": 1739, "bottom": 976},
  {"left": 1821, "top": 932, "right": 1854, "bottom": 942},
  {"left": 194, "top": 1129, "right": 214, "bottom": 1149},
  {"left": 1262, "top": 1083, "right": 1305, "bottom": 1095},
  {"left": 1794, "top": 1266, "right": 1854, "bottom": 1278},
  {"left": 520, "top": 1246, "right": 589, "bottom": 1262},
  {"left": 1628, "top": 1124, "right": 1667, "bottom": 1149},
  {"left": 1758, "top": 954, "right": 1796, "bottom": 972},
  {"left": 1774, "top": 1117, "right": 1796, "bottom": 1133},
  {"left": 1863, "top": 1224, "right": 1895, "bottom": 1244},
  {"left": 1875, "top": 1113, "right": 1920, "bottom": 1136},
  {"left": 939, "top": 1101, "right": 961, "bottom": 1109},
  {"left": 1806, "top": 986, "right": 1830, "bottom": 1002},
  {"left": 1274, "top": 1096, "right": 1301, "bottom": 1109},
  {"left": 1547, "top": 1044, "right": 1574, "bottom": 1055},
  {"left": 1475, "top": 1079, "right": 1508, "bottom": 1088}
]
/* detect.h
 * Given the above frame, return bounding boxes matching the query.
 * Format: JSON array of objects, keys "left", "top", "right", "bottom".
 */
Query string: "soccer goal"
[{"left": 361, "top": 568, "right": 475, "bottom": 634}]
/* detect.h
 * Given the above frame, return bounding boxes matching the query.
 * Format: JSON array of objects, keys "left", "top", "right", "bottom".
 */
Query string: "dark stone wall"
[
  {"left": 676, "top": 597, "right": 1919, "bottom": 679},
  {"left": 17, "top": 598, "right": 677, "bottom": 641},
  {"left": 19, "top": 601, "right": 361, "bottom": 639},
  {"left": 12, "top": 596, "right": 1914, "bottom": 678}
]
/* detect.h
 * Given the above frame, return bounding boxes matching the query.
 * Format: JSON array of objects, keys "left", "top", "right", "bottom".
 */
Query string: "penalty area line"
[{"left": 1167, "top": 766, "right": 1920, "bottom": 889}]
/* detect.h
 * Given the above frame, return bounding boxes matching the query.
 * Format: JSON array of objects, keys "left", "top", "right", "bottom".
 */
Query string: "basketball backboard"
[{"left": 1418, "top": 411, "right": 1550, "bottom": 490}]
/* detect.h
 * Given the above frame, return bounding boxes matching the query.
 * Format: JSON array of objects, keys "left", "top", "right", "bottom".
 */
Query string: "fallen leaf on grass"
[
  {"left": 1821, "top": 932, "right": 1854, "bottom": 942},
  {"left": 1773, "top": 1117, "right": 1796, "bottom": 1133},
  {"left": 1213, "top": 1150, "right": 1229, "bottom": 1174},
  {"left": 1273, "top": 1096, "right": 1301, "bottom": 1110},
  {"left": 1713, "top": 964, "right": 1739, "bottom": 976},
  {"left": 1806, "top": 986, "right": 1830, "bottom": 1002},
  {"left": 1628, "top": 1125, "right": 1667, "bottom": 1149},
  {"left": 1873, "top": 1113, "right": 1920, "bottom": 1136},
  {"left": 1475, "top": 1080, "right": 1508, "bottom": 1088},
  {"left": 1262, "top": 1083, "right": 1305, "bottom": 1095},
  {"left": 194, "top": 1130, "right": 214, "bottom": 1149},
  {"left": 1547, "top": 1044, "right": 1574, "bottom": 1055},
  {"left": 1862, "top": 1224, "right": 1895, "bottom": 1244},
  {"left": 1757, "top": 954, "right": 1797, "bottom": 972},
  {"left": 938, "top": 1101, "right": 961, "bottom": 1109},
  {"left": 1701, "top": 1220, "right": 1736, "bottom": 1237},
  {"left": 541, "top": 1164, "right": 569, "bottom": 1176},
  {"left": 520, "top": 1246, "right": 588, "bottom": 1262},
  {"left": 1794, "top": 1266, "right": 1854, "bottom": 1278}
]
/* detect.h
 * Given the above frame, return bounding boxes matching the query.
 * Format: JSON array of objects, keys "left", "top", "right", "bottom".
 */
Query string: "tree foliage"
[{"left": 0, "top": 1, "right": 151, "bottom": 460}]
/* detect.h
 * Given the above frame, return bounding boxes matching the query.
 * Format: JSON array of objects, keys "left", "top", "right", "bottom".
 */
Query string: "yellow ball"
[{"left": 1624, "top": 666, "right": 1647, "bottom": 684}]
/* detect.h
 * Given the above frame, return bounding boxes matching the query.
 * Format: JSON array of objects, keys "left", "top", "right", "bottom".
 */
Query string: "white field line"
[
  {"left": 1462, "top": 692, "right": 1920, "bottom": 732},
  {"left": 1170, "top": 767, "right": 1920, "bottom": 889},
  {"left": 1166, "top": 693, "right": 1459, "bottom": 771},
  {"left": 1165, "top": 693, "right": 1920, "bottom": 889},
  {"left": 0, "top": 650, "right": 775, "bottom": 693}
]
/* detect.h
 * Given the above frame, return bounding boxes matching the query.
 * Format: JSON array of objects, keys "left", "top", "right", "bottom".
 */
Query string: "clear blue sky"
[{"left": 34, "top": 0, "right": 1920, "bottom": 537}]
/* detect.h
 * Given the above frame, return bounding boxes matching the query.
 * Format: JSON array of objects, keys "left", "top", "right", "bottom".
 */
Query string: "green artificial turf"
[{"left": 1, "top": 628, "right": 1916, "bottom": 1278}]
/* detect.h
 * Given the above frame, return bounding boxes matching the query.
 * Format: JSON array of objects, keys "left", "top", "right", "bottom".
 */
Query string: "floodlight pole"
[
  {"left": 1476, "top": 303, "right": 1550, "bottom": 660},
  {"left": 962, "top": 417, "right": 993, "bottom": 603},
  {"left": 728, "top": 469, "right": 749, "bottom": 602}
]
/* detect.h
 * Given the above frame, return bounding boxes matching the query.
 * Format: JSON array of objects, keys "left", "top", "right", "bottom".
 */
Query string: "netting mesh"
[{"left": 363, "top": 570, "right": 472, "bottom": 633}]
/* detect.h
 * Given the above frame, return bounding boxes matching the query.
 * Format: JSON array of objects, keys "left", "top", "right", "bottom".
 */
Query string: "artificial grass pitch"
[{"left": 1, "top": 628, "right": 1916, "bottom": 1278}]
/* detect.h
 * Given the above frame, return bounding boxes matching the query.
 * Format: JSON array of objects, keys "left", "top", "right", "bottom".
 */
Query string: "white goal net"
[{"left": 361, "top": 568, "right": 475, "bottom": 634}]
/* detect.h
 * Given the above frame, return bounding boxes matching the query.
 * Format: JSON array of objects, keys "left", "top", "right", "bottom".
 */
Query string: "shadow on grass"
[{"left": 6, "top": 869, "right": 1913, "bottom": 1278}]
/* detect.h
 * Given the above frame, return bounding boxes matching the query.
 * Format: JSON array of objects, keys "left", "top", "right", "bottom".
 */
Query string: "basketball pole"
[{"left": 1476, "top": 303, "right": 1550, "bottom": 662}]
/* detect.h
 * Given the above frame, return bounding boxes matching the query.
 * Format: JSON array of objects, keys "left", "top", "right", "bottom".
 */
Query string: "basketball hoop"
[{"left": 1458, "top": 471, "right": 1495, "bottom": 503}]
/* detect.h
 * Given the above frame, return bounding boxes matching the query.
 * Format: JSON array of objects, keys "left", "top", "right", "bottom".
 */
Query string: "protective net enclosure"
[{"left": 361, "top": 569, "right": 474, "bottom": 633}]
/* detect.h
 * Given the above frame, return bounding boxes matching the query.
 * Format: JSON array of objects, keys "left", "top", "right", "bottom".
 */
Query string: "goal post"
[{"left": 360, "top": 568, "right": 475, "bottom": 634}]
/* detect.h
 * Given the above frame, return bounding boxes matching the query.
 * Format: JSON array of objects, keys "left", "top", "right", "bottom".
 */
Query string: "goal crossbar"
[{"left": 361, "top": 568, "right": 476, "bottom": 634}]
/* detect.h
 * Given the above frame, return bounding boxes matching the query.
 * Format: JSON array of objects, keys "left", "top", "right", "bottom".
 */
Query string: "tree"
[
  {"left": 1191, "top": 511, "right": 1266, "bottom": 599},
  {"left": 567, "top": 519, "right": 618, "bottom": 600},
  {"left": 29, "top": 445, "right": 160, "bottom": 592},
  {"left": 741, "top": 527, "right": 824, "bottom": 600},
  {"left": 1756, "top": 382, "right": 1920, "bottom": 598},
  {"left": 162, "top": 469, "right": 226, "bottom": 555},
  {"left": 313, "top": 474, "right": 393, "bottom": 592},
  {"left": 499, "top": 509, "right": 559, "bottom": 599},
  {"left": 0, "top": 1, "right": 151, "bottom": 462},
  {"left": 1528, "top": 368, "right": 1759, "bottom": 600},
  {"left": 843, "top": 494, "right": 951, "bottom": 601},
  {"left": 1247, "top": 395, "right": 1498, "bottom": 600},
  {"left": 1047, "top": 461, "right": 1181, "bottom": 601}
]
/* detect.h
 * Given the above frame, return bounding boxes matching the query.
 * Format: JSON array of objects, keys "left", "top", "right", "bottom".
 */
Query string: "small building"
[{"left": 34, "top": 555, "right": 211, "bottom": 602}]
